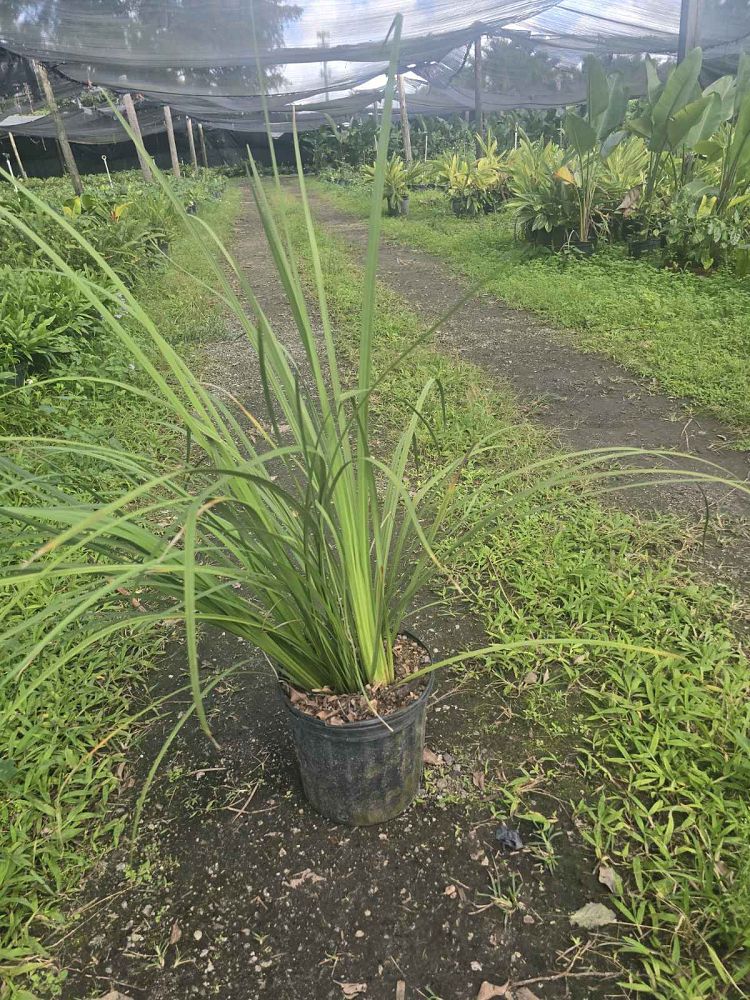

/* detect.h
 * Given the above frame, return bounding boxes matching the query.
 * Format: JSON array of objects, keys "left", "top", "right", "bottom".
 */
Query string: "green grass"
[
  {"left": 0, "top": 182, "right": 241, "bottom": 997},
  {"left": 313, "top": 181, "right": 750, "bottom": 446},
  {"left": 281, "top": 191, "right": 750, "bottom": 999}
]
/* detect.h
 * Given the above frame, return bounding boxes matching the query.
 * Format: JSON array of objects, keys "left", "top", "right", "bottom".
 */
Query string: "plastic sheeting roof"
[{"left": 0, "top": 1, "right": 748, "bottom": 141}]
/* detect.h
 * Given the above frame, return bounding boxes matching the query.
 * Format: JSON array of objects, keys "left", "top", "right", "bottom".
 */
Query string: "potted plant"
[
  {"left": 0, "top": 27, "right": 505, "bottom": 828},
  {"left": 553, "top": 55, "right": 629, "bottom": 252},
  {"left": 362, "top": 154, "right": 421, "bottom": 216},
  {"left": 506, "top": 135, "right": 577, "bottom": 247}
]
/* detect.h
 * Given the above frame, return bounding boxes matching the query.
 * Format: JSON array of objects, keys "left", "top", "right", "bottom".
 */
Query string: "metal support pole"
[
  {"left": 197, "top": 122, "right": 209, "bottom": 168},
  {"left": 32, "top": 60, "right": 83, "bottom": 194},
  {"left": 186, "top": 116, "right": 198, "bottom": 169},
  {"left": 677, "top": 0, "right": 700, "bottom": 62},
  {"left": 474, "top": 34, "right": 483, "bottom": 144},
  {"left": 8, "top": 132, "right": 27, "bottom": 179},
  {"left": 163, "top": 105, "right": 181, "bottom": 177},
  {"left": 397, "top": 74, "right": 413, "bottom": 164},
  {"left": 122, "top": 92, "right": 153, "bottom": 183}
]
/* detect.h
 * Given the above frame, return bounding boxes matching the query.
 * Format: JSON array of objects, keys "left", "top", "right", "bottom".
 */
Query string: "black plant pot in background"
[
  {"left": 628, "top": 237, "right": 661, "bottom": 259},
  {"left": 281, "top": 638, "right": 434, "bottom": 826},
  {"left": 569, "top": 237, "right": 597, "bottom": 256}
]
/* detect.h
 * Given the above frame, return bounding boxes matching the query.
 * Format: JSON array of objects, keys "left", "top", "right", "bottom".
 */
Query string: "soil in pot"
[{"left": 281, "top": 632, "right": 433, "bottom": 826}]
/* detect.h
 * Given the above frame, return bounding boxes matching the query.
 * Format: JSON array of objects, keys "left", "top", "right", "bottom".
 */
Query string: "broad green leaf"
[
  {"left": 600, "top": 129, "right": 627, "bottom": 159},
  {"left": 585, "top": 55, "right": 610, "bottom": 127},
  {"left": 645, "top": 56, "right": 662, "bottom": 106},
  {"left": 563, "top": 111, "right": 597, "bottom": 154},
  {"left": 693, "top": 137, "right": 724, "bottom": 161},
  {"left": 653, "top": 47, "right": 702, "bottom": 131},
  {"left": 667, "top": 93, "right": 713, "bottom": 149},
  {"left": 703, "top": 74, "right": 736, "bottom": 123},
  {"left": 725, "top": 89, "right": 750, "bottom": 189},
  {"left": 735, "top": 51, "right": 750, "bottom": 114},
  {"left": 627, "top": 116, "right": 653, "bottom": 140},
  {"left": 598, "top": 74, "right": 627, "bottom": 141}
]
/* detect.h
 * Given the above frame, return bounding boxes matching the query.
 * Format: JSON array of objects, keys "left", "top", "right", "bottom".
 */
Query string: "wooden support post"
[
  {"left": 163, "top": 105, "right": 181, "bottom": 177},
  {"left": 397, "top": 74, "right": 413, "bottom": 164},
  {"left": 677, "top": 0, "right": 700, "bottom": 62},
  {"left": 197, "top": 122, "right": 209, "bottom": 168},
  {"left": 32, "top": 60, "right": 83, "bottom": 194},
  {"left": 186, "top": 116, "right": 198, "bottom": 169},
  {"left": 474, "top": 34, "right": 484, "bottom": 149},
  {"left": 8, "top": 132, "right": 27, "bottom": 179},
  {"left": 122, "top": 93, "right": 153, "bottom": 183}
]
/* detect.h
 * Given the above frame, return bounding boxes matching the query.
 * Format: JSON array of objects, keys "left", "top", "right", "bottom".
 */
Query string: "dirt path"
[
  {"left": 58, "top": 184, "right": 621, "bottom": 1000},
  {"left": 304, "top": 186, "right": 750, "bottom": 584}
]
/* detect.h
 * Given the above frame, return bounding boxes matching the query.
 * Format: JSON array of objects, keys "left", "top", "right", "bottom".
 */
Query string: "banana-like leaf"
[
  {"left": 667, "top": 93, "right": 715, "bottom": 150},
  {"left": 703, "top": 75, "right": 737, "bottom": 123},
  {"left": 645, "top": 56, "right": 663, "bottom": 106},
  {"left": 600, "top": 129, "right": 627, "bottom": 160},
  {"left": 585, "top": 55, "right": 610, "bottom": 128},
  {"left": 735, "top": 52, "right": 750, "bottom": 114},
  {"left": 627, "top": 116, "right": 653, "bottom": 141},
  {"left": 652, "top": 47, "right": 703, "bottom": 132},
  {"left": 693, "top": 137, "right": 724, "bottom": 161},
  {"left": 563, "top": 112, "right": 597, "bottom": 155},
  {"left": 725, "top": 89, "right": 750, "bottom": 190},
  {"left": 598, "top": 74, "right": 627, "bottom": 141}
]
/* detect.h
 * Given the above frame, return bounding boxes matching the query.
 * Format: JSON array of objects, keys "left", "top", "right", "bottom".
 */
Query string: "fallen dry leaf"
[
  {"left": 285, "top": 868, "right": 325, "bottom": 889},
  {"left": 340, "top": 984, "right": 367, "bottom": 998},
  {"left": 476, "top": 982, "right": 508, "bottom": 1000},
  {"left": 423, "top": 747, "right": 443, "bottom": 766},
  {"left": 472, "top": 770, "right": 486, "bottom": 792},
  {"left": 598, "top": 865, "right": 620, "bottom": 894},
  {"left": 169, "top": 920, "right": 182, "bottom": 945},
  {"left": 570, "top": 901, "right": 618, "bottom": 929},
  {"left": 396, "top": 981, "right": 406, "bottom": 1000}
]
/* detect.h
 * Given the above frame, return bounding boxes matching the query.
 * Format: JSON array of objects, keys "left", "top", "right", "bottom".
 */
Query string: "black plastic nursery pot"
[
  {"left": 569, "top": 237, "right": 597, "bottom": 256},
  {"left": 386, "top": 197, "right": 409, "bottom": 217},
  {"left": 281, "top": 637, "right": 434, "bottom": 826},
  {"left": 628, "top": 236, "right": 661, "bottom": 259}
]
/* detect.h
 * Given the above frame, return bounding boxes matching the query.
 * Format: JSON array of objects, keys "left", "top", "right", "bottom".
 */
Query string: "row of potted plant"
[{"left": 356, "top": 48, "right": 750, "bottom": 272}]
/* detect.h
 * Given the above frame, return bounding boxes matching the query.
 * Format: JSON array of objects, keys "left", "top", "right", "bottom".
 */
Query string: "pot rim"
[{"left": 279, "top": 628, "right": 434, "bottom": 732}]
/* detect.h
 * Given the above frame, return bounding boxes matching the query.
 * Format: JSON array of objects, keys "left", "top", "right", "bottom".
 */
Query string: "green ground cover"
[
  {"left": 0, "top": 178, "right": 241, "bottom": 998},
  {"left": 283, "top": 191, "right": 750, "bottom": 1000},
  {"left": 314, "top": 181, "right": 750, "bottom": 445}
]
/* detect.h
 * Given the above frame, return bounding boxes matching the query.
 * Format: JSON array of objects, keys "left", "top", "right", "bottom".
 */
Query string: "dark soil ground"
[
  {"left": 56, "top": 186, "right": 626, "bottom": 1000},
  {"left": 304, "top": 184, "right": 750, "bottom": 587}
]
